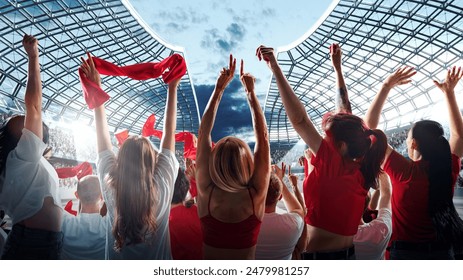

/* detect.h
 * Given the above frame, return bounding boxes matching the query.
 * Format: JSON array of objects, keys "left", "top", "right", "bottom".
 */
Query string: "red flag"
[
  {"left": 115, "top": 129, "right": 129, "bottom": 147},
  {"left": 64, "top": 200, "right": 77, "bottom": 216}
]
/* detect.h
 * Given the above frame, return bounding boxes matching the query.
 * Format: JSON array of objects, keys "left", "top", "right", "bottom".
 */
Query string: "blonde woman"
[
  {"left": 79, "top": 53, "right": 180, "bottom": 259},
  {"left": 196, "top": 55, "right": 271, "bottom": 259}
]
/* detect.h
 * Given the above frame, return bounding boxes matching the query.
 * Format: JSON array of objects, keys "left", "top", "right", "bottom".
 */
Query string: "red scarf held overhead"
[
  {"left": 79, "top": 54, "right": 187, "bottom": 109},
  {"left": 55, "top": 162, "right": 93, "bottom": 180}
]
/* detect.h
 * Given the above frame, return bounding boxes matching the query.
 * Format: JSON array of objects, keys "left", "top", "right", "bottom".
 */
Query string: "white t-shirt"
[
  {"left": 98, "top": 148, "right": 179, "bottom": 260},
  {"left": 255, "top": 212, "right": 304, "bottom": 260},
  {"left": 353, "top": 208, "right": 392, "bottom": 260},
  {"left": 61, "top": 211, "right": 107, "bottom": 260},
  {"left": 0, "top": 128, "right": 60, "bottom": 224}
]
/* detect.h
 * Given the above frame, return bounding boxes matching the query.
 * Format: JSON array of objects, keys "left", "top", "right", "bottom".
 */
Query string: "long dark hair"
[
  {"left": 412, "top": 120, "right": 463, "bottom": 246},
  {"left": 322, "top": 113, "right": 388, "bottom": 190}
]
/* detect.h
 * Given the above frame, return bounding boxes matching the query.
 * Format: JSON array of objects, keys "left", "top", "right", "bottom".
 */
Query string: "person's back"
[
  {"left": 256, "top": 170, "right": 304, "bottom": 260},
  {"left": 61, "top": 175, "right": 107, "bottom": 260}
]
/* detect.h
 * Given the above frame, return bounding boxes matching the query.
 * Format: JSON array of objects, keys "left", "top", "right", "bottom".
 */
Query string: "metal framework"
[
  {"left": 265, "top": 0, "right": 463, "bottom": 149},
  {"left": 0, "top": 0, "right": 200, "bottom": 134}
]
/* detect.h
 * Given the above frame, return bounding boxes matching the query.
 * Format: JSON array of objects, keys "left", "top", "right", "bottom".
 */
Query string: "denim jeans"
[{"left": 1, "top": 224, "right": 63, "bottom": 260}]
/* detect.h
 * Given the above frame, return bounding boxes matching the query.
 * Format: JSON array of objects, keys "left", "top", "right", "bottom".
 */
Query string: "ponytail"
[
  {"left": 360, "top": 129, "right": 388, "bottom": 190},
  {"left": 412, "top": 120, "right": 463, "bottom": 246}
]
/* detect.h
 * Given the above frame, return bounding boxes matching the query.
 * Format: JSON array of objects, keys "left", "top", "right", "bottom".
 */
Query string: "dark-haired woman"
[
  {"left": 257, "top": 46, "right": 388, "bottom": 259},
  {"left": 365, "top": 66, "right": 463, "bottom": 259},
  {"left": 0, "top": 35, "right": 63, "bottom": 259}
]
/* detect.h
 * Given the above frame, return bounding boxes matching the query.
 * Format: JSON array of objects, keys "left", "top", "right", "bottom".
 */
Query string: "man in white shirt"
[
  {"left": 256, "top": 164, "right": 305, "bottom": 260},
  {"left": 61, "top": 175, "right": 107, "bottom": 260},
  {"left": 354, "top": 173, "right": 392, "bottom": 260}
]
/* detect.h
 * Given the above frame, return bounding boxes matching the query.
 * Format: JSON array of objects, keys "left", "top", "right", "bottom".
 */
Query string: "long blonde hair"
[
  {"left": 107, "top": 136, "right": 158, "bottom": 251},
  {"left": 209, "top": 136, "right": 254, "bottom": 193}
]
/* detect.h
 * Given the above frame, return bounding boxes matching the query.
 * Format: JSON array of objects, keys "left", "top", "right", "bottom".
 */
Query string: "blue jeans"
[
  {"left": 389, "top": 240, "right": 454, "bottom": 260},
  {"left": 1, "top": 224, "right": 63, "bottom": 260}
]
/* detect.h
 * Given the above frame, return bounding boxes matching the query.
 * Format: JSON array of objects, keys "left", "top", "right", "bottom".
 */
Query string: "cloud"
[
  {"left": 226, "top": 23, "right": 246, "bottom": 41},
  {"left": 262, "top": 8, "right": 276, "bottom": 17},
  {"left": 147, "top": 7, "right": 209, "bottom": 34},
  {"left": 200, "top": 23, "right": 246, "bottom": 54}
]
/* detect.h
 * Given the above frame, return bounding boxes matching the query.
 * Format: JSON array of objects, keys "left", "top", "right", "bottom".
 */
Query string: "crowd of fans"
[{"left": 1, "top": 35, "right": 463, "bottom": 262}]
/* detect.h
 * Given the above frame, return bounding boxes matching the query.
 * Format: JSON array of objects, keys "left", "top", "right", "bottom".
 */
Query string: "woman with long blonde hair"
[
  {"left": 196, "top": 55, "right": 271, "bottom": 259},
  {"left": 79, "top": 53, "right": 180, "bottom": 259}
]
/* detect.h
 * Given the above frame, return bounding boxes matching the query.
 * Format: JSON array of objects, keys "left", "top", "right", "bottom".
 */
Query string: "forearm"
[
  {"left": 94, "top": 106, "right": 112, "bottom": 153},
  {"left": 161, "top": 84, "right": 178, "bottom": 151},
  {"left": 247, "top": 90, "right": 269, "bottom": 152},
  {"left": 334, "top": 68, "right": 352, "bottom": 113},
  {"left": 364, "top": 85, "right": 390, "bottom": 129},
  {"left": 281, "top": 181, "right": 304, "bottom": 217},
  {"left": 24, "top": 56, "right": 43, "bottom": 138},
  {"left": 444, "top": 91, "right": 463, "bottom": 138},
  {"left": 271, "top": 64, "right": 309, "bottom": 128}
]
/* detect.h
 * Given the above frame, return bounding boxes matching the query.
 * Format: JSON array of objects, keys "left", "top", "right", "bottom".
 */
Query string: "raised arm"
[
  {"left": 288, "top": 167, "right": 307, "bottom": 259},
  {"left": 377, "top": 172, "right": 392, "bottom": 210},
  {"left": 257, "top": 45, "right": 322, "bottom": 154},
  {"left": 79, "top": 53, "right": 112, "bottom": 153},
  {"left": 240, "top": 60, "right": 270, "bottom": 194},
  {"left": 272, "top": 163, "right": 304, "bottom": 218},
  {"left": 22, "top": 35, "right": 43, "bottom": 139},
  {"left": 433, "top": 66, "right": 463, "bottom": 157},
  {"left": 161, "top": 78, "right": 181, "bottom": 151},
  {"left": 330, "top": 43, "right": 351, "bottom": 114},
  {"left": 364, "top": 67, "right": 416, "bottom": 129},
  {"left": 196, "top": 55, "right": 236, "bottom": 190}
]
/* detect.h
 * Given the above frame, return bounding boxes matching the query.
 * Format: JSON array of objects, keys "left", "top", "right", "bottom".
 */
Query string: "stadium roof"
[
  {"left": 265, "top": 0, "right": 463, "bottom": 148},
  {"left": 0, "top": 0, "right": 199, "bottom": 134}
]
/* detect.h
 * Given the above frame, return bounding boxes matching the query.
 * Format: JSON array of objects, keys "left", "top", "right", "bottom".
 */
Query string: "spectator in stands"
[
  {"left": 80, "top": 52, "right": 180, "bottom": 259},
  {"left": 255, "top": 163, "right": 304, "bottom": 260},
  {"left": 257, "top": 45, "right": 387, "bottom": 259},
  {"left": 196, "top": 55, "right": 270, "bottom": 259},
  {"left": 61, "top": 175, "right": 106, "bottom": 259},
  {"left": 365, "top": 66, "right": 463, "bottom": 259},
  {"left": 169, "top": 168, "right": 202, "bottom": 260},
  {"left": 354, "top": 172, "right": 392, "bottom": 259},
  {"left": 0, "top": 35, "right": 63, "bottom": 259}
]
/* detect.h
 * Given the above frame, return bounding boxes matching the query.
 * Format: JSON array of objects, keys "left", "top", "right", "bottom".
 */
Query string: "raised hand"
[
  {"left": 383, "top": 66, "right": 416, "bottom": 89},
  {"left": 80, "top": 52, "right": 101, "bottom": 86},
  {"left": 433, "top": 66, "right": 463, "bottom": 94},
  {"left": 22, "top": 34, "right": 39, "bottom": 58},
  {"left": 256, "top": 45, "right": 277, "bottom": 69},
  {"left": 215, "top": 54, "right": 236, "bottom": 91},
  {"left": 272, "top": 162, "right": 286, "bottom": 180},
  {"left": 240, "top": 59, "right": 256, "bottom": 93},
  {"left": 185, "top": 163, "right": 197, "bottom": 181},
  {"left": 329, "top": 43, "right": 342, "bottom": 71}
]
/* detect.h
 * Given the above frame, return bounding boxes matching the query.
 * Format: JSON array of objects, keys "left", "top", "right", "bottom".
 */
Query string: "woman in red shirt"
[
  {"left": 365, "top": 66, "right": 463, "bottom": 259},
  {"left": 257, "top": 46, "right": 387, "bottom": 259}
]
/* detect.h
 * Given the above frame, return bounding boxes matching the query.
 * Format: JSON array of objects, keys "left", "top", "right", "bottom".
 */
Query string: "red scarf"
[
  {"left": 55, "top": 162, "right": 93, "bottom": 180},
  {"left": 79, "top": 54, "right": 186, "bottom": 109}
]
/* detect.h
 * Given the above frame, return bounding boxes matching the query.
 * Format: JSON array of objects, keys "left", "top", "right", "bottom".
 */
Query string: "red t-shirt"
[
  {"left": 303, "top": 139, "right": 368, "bottom": 235},
  {"left": 169, "top": 205, "right": 203, "bottom": 260},
  {"left": 384, "top": 150, "right": 460, "bottom": 242}
]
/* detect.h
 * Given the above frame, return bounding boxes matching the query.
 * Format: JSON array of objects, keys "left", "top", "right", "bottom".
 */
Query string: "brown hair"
[
  {"left": 322, "top": 113, "right": 387, "bottom": 190},
  {"left": 266, "top": 173, "right": 282, "bottom": 206},
  {"left": 107, "top": 136, "right": 159, "bottom": 251}
]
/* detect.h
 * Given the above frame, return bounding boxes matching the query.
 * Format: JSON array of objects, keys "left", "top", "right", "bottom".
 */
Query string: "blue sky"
[{"left": 131, "top": 0, "right": 334, "bottom": 142}]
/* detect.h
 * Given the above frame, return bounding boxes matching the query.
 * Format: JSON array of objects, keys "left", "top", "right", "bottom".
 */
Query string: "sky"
[{"left": 130, "top": 0, "right": 335, "bottom": 143}]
